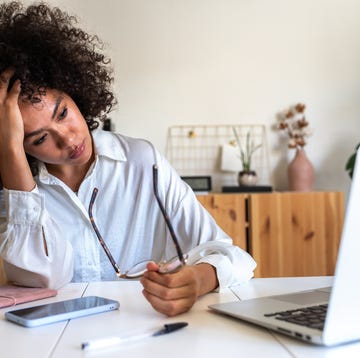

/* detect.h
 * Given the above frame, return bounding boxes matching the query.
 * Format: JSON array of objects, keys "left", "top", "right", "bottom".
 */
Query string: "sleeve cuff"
[
  {"left": 5, "top": 188, "right": 44, "bottom": 224},
  {"left": 186, "top": 241, "right": 257, "bottom": 290}
]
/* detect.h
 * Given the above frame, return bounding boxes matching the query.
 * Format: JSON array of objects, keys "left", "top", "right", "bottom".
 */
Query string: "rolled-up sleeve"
[
  {"left": 187, "top": 240, "right": 256, "bottom": 290},
  {"left": 0, "top": 188, "right": 73, "bottom": 289}
]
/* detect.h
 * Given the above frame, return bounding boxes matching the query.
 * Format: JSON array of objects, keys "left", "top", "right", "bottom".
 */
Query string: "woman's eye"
[
  {"left": 33, "top": 134, "right": 47, "bottom": 146},
  {"left": 58, "top": 107, "right": 68, "bottom": 120}
]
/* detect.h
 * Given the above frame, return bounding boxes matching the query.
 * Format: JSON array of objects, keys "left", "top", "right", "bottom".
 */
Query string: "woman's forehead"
[{"left": 19, "top": 89, "right": 64, "bottom": 109}]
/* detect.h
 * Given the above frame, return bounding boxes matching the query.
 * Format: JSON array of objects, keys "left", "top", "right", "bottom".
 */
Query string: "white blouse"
[{"left": 0, "top": 129, "right": 256, "bottom": 289}]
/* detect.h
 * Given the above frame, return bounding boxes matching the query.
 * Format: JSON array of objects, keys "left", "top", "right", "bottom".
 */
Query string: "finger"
[
  {"left": 142, "top": 289, "right": 193, "bottom": 316},
  {"left": 0, "top": 79, "right": 22, "bottom": 119},
  {"left": 7, "top": 79, "right": 21, "bottom": 100},
  {"left": 144, "top": 267, "right": 190, "bottom": 288},
  {"left": 0, "top": 68, "right": 15, "bottom": 87},
  {"left": 146, "top": 261, "right": 160, "bottom": 272},
  {"left": 143, "top": 270, "right": 178, "bottom": 288},
  {"left": 141, "top": 274, "right": 192, "bottom": 300},
  {"left": 0, "top": 68, "right": 16, "bottom": 101}
]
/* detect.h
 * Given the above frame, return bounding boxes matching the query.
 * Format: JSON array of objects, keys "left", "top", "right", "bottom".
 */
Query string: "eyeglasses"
[{"left": 88, "top": 164, "right": 188, "bottom": 279}]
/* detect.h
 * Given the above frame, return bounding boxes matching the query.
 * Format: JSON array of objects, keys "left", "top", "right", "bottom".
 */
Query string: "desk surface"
[{"left": 1, "top": 277, "right": 360, "bottom": 358}]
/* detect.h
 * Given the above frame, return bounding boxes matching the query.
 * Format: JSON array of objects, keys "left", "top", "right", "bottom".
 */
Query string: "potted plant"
[
  {"left": 345, "top": 143, "right": 360, "bottom": 179},
  {"left": 232, "top": 127, "right": 262, "bottom": 186}
]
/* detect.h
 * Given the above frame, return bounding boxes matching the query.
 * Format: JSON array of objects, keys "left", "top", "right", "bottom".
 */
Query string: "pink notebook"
[{"left": 0, "top": 285, "right": 57, "bottom": 308}]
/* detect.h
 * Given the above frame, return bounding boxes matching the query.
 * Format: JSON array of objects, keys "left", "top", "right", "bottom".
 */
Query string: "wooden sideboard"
[{"left": 197, "top": 192, "right": 345, "bottom": 278}]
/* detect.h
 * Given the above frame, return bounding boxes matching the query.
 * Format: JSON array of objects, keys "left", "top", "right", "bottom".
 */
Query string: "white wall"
[{"left": 23, "top": 0, "right": 360, "bottom": 195}]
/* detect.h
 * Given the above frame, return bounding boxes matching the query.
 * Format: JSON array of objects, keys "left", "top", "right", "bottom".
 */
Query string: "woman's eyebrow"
[
  {"left": 51, "top": 95, "right": 63, "bottom": 119},
  {"left": 24, "top": 127, "right": 45, "bottom": 140}
]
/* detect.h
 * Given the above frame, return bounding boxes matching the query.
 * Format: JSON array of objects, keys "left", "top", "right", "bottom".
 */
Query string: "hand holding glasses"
[{"left": 88, "top": 164, "right": 188, "bottom": 279}]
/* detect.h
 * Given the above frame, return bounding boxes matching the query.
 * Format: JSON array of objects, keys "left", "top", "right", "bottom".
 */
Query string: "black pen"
[{"left": 81, "top": 322, "right": 188, "bottom": 350}]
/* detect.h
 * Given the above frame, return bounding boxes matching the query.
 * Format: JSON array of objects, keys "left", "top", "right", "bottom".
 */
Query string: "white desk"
[{"left": 1, "top": 277, "right": 360, "bottom": 358}]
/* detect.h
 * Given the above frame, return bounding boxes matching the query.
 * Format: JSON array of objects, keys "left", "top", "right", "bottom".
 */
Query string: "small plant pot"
[{"left": 238, "top": 170, "right": 258, "bottom": 186}]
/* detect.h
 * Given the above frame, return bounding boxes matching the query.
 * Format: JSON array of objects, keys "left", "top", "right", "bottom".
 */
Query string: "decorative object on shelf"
[
  {"left": 237, "top": 171, "right": 258, "bottom": 186},
  {"left": 232, "top": 127, "right": 262, "bottom": 186},
  {"left": 288, "top": 148, "right": 314, "bottom": 191},
  {"left": 102, "top": 118, "right": 112, "bottom": 131},
  {"left": 345, "top": 143, "right": 360, "bottom": 179},
  {"left": 222, "top": 185, "right": 272, "bottom": 193},
  {"left": 181, "top": 176, "right": 212, "bottom": 192},
  {"left": 277, "top": 103, "right": 314, "bottom": 191}
]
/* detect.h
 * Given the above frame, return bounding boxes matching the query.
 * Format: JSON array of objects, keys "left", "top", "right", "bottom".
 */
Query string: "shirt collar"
[{"left": 92, "top": 128, "right": 127, "bottom": 162}]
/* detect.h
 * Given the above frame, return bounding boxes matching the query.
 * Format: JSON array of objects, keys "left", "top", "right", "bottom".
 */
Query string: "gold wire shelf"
[{"left": 166, "top": 124, "right": 270, "bottom": 191}]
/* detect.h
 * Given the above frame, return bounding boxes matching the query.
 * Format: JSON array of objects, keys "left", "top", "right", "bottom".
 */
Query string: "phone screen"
[{"left": 5, "top": 296, "right": 120, "bottom": 327}]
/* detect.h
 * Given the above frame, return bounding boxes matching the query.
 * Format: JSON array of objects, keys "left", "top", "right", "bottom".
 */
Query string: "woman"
[{"left": 0, "top": 1, "right": 256, "bottom": 316}]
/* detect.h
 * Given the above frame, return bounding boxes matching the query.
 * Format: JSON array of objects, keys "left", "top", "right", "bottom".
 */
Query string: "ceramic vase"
[
  {"left": 238, "top": 170, "right": 258, "bottom": 186},
  {"left": 288, "top": 148, "right": 314, "bottom": 191}
]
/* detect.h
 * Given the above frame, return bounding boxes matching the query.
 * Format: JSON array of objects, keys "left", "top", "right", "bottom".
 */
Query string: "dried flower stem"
[{"left": 278, "top": 103, "right": 312, "bottom": 149}]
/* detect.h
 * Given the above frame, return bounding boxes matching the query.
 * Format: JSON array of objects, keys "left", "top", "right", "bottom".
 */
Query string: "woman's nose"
[{"left": 56, "top": 126, "right": 75, "bottom": 148}]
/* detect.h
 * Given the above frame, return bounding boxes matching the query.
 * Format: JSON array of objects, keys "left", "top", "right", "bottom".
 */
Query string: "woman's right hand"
[
  {"left": 0, "top": 68, "right": 24, "bottom": 148},
  {"left": 0, "top": 68, "right": 35, "bottom": 191}
]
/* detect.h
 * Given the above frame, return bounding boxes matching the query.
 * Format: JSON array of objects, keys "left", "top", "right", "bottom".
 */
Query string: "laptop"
[{"left": 209, "top": 149, "right": 360, "bottom": 347}]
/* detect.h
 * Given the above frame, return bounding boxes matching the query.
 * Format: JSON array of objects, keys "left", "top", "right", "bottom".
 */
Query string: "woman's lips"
[{"left": 69, "top": 141, "right": 85, "bottom": 160}]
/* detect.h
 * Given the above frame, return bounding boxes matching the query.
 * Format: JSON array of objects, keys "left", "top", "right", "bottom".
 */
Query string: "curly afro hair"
[{"left": 0, "top": 1, "right": 116, "bottom": 130}]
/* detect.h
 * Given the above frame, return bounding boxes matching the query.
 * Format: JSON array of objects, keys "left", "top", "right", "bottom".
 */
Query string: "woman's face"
[{"left": 20, "top": 89, "right": 93, "bottom": 168}]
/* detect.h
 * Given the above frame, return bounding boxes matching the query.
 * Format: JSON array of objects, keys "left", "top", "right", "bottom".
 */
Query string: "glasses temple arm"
[
  {"left": 152, "top": 165, "right": 186, "bottom": 265},
  {"left": 89, "top": 188, "right": 122, "bottom": 277}
]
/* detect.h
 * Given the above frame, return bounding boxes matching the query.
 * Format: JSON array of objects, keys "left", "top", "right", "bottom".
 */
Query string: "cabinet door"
[
  {"left": 197, "top": 194, "right": 248, "bottom": 250},
  {"left": 249, "top": 192, "right": 344, "bottom": 278}
]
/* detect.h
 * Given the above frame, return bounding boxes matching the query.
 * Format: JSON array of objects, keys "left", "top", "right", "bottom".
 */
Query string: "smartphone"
[{"left": 5, "top": 296, "right": 120, "bottom": 328}]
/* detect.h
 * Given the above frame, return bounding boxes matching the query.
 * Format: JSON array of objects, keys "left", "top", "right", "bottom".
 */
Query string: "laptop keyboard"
[{"left": 264, "top": 304, "right": 328, "bottom": 330}]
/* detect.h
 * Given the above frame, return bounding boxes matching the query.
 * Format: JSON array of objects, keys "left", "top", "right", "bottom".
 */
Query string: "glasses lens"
[
  {"left": 125, "top": 254, "right": 189, "bottom": 278},
  {"left": 125, "top": 260, "right": 150, "bottom": 278},
  {"left": 158, "top": 254, "right": 188, "bottom": 274}
]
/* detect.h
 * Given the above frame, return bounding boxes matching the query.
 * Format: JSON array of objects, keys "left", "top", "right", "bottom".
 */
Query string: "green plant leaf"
[
  {"left": 232, "top": 127, "right": 262, "bottom": 172},
  {"left": 345, "top": 143, "right": 360, "bottom": 179}
]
